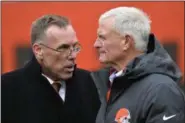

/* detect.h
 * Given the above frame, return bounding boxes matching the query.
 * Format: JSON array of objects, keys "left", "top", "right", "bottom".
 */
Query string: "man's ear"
[
  {"left": 32, "top": 43, "right": 43, "bottom": 59},
  {"left": 120, "top": 35, "right": 132, "bottom": 51}
]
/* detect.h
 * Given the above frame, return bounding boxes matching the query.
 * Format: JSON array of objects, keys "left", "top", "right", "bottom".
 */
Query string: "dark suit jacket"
[{"left": 2, "top": 56, "right": 100, "bottom": 123}]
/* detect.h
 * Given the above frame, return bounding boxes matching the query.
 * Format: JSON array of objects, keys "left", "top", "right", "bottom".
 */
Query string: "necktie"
[
  {"left": 106, "top": 89, "right": 111, "bottom": 102},
  {"left": 106, "top": 68, "right": 116, "bottom": 102},
  {"left": 52, "top": 81, "right": 61, "bottom": 93}
]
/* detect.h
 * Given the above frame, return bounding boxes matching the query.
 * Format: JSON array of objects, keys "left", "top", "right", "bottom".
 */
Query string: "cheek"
[
  {"left": 43, "top": 52, "right": 52, "bottom": 63},
  {"left": 43, "top": 52, "right": 64, "bottom": 66},
  {"left": 53, "top": 55, "right": 66, "bottom": 67},
  {"left": 56, "top": 57, "right": 66, "bottom": 68},
  {"left": 106, "top": 45, "right": 122, "bottom": 59}
]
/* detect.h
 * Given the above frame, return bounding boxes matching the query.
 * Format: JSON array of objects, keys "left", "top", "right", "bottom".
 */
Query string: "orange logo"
[{"left": 115, "top": 108, "right": 131, "bottom": 123}]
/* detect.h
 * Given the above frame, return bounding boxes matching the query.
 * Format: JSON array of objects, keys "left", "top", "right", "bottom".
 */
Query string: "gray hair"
[
  {"left": 99, "top": 7, "right": 151, "bottom": 51},
  {"left": 31, "top": 14, "right": 70, "bottom": 45}
]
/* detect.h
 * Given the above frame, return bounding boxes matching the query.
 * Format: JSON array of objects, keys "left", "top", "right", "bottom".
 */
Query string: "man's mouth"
[
  {"left": 65, "top": 65, "right": 75, "bottom": 72},
  {"left": 99, "top": 51, "right": 106, "bottom": 56}
]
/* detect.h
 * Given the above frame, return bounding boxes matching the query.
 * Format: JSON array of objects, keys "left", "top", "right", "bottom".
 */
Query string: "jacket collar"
[{"left": 23, "top": 55, "right": 42, "bottom": 78}]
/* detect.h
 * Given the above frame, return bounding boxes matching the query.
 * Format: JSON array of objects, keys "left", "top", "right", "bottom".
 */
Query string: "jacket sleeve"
[{"left": 143, "top": 83, "right": 185, "bottom": 123}]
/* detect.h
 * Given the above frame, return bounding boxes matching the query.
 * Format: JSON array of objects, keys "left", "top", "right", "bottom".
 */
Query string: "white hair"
[{"left": 99, "top": 7, "right": 151, "bottom": 51}]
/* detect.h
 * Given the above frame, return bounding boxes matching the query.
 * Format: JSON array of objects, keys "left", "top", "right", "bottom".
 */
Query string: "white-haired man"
[{"left": 91, "top": 7, "right": 185, "bottom": 123}]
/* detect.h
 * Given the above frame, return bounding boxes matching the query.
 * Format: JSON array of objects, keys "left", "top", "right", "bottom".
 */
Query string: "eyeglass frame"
[{"left": 39, "top": 42, "right": 82, "bottom": 55}]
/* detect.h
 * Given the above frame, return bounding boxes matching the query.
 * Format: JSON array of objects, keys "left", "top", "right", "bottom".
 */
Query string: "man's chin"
[
  {"left": 99, "top": 58, "right": 112, "bottom": 67},
  {"left": 99, "top": 57, "right": 108, "bottom": 64},
  {"left": 60, "top": 73, "right": 73, "bottom": 81}
]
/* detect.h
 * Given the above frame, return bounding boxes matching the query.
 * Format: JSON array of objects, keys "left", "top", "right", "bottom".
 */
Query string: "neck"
[{"left": 112, "top": 50, "right": 143, "bottom": 72}]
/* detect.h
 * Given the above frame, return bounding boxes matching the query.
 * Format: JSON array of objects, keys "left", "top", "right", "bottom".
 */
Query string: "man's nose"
[
  {"left": 68, "top": 51, "right": 78, "bottom": 60},
  {"left": 94, "top": 40, "right": 101, "bottom": 48}
]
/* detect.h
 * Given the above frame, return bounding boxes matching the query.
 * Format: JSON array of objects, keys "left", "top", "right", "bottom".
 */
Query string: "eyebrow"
[
  {"left": 56, "top": 41, "right": 79, "bottom": 49},
  {"left": 98, "top": 34, "right": 106, "bottom": 39}
]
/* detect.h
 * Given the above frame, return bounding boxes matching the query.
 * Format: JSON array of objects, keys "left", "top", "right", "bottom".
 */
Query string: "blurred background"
[{"left": 1, "top": 2, "right": 184, "bottom": 86}]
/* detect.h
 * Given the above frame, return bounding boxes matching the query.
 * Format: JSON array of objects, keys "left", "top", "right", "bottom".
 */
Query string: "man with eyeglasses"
[{"left": 2, "top": 14, "right": 100, "bottom": 123}]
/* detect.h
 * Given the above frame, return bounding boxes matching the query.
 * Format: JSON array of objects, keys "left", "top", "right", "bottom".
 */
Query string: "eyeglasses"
[{"left": 39, "top": 43, "right": 81, "bottom": 55}]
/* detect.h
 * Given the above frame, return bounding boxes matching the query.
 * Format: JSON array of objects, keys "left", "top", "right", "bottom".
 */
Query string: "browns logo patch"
[{"left": 115, "top": 108, "right": 131, "bottom": 123}]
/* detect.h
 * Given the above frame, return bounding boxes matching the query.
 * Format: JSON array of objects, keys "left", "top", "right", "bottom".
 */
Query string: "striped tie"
[{"left": 52, "top": 81, "right": 61, "bottom": 93}]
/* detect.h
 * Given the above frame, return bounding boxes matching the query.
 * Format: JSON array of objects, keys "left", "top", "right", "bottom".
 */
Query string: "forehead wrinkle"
[
  {"left": 98, "top": 20, "right": 116, "bottom": 37},
  {"left": 44, "top": 26, "right": 62, "bottom": 42},
  {"left": 44, "top": 25, "right": 78, "bottom": 46}
]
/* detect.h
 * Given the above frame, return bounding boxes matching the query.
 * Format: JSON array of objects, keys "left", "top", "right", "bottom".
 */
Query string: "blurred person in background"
[
  {"left": 2, "top": 14, "right": 100, "bottom": 123},
  {"left": 91, "top": 7, "right": 185, "bottom": 123}
]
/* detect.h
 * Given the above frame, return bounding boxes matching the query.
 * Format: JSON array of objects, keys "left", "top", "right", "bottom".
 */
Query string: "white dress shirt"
[
  {"left": 109, "top": 70, "right": 124, "bottom": 86},
  {"left": 42, "top": 74, "right": 66, "bottom": 101}
]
